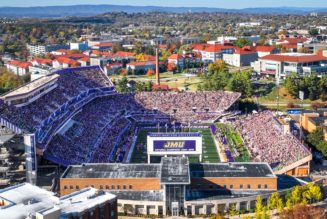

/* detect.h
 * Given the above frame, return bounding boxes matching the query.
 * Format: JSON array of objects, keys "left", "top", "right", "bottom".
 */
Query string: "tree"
[
  {"left": 229, "top": 204, "right": 238, "bottom": 216},
  {"left": 320, "top": 75, "right": 327, "bottom": 100},
  {"left": 317, "top": 141, "right": 327, "bottom": 157},
  {"left": 116, "top": 77, "right": 129, "bottom": 93},
  {"left": 178, "top": 45, "right": 192, "bottom": 54},
  {"left": 309, "top": 28, "right": 319, "bottom": 36},
  {"left": 303, "top": 74, "right": 320, "bottom": 100},
  {"left": 0, "top": 68, "right": 24, "bottom": 94},
  {"left": 307, "top": 127, "right": 324, "bottom": 149},
  {"left": 167, "top": 62, "right": 177, "bottom": 72},
  {"left": 228, "top": 71, "right": 253, "bottom": 98},
  {"left": 119, "top": 68, "right": 128, "bottom": 76},
  {"left": 281, "top": 204, "right": 325, "bottom": 219},
  {"left": 234, "top": 38, "right": 252, "bottom": 48},
  {"left": 255, "top": 196, "right": 263, "bottom": 219},
  {"left": 284, "top": 72, "right": 300, "bottom": 97},
  {"left": 161, "top": 49, "right": 172, "bottom": 61},
  {"left": 146, "top": 69, "right": 155, "bottom": 77},
  {"left": 302, "top": 183, "right": 323, "bottom": 204},
  {"left": 268, "top": 192, "right": 284, "bottom": 211},
  {"left": 135, "top": 53, "right": 146, "bottom": 62},
  {"left": 208, "top": 60, "right": 228, "bottom": 74}
]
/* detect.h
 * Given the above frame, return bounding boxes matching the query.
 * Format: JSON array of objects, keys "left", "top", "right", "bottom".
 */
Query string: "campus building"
[
  {"left": 27, "top": 44, "right": 69, "bottom": 55},
  {"left": 0, "top": 183, "right": 117, "bottom": 219},
  {"left": 58, "top": 157, "right": 294, "bottom": 217},
  {"left": 252, "top": 53, "right": 327, "bottom": 79},
  {"left": 301, "top": 109, "right": 327, "bottom": 141}
]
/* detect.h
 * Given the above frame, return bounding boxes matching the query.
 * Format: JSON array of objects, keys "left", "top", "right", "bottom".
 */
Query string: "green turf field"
[
  {"left": 216, "top": 123, "right": 251, "bottom": 162},
  {"left": 130, "top": 128, "right": 220, "bottom": 163}
]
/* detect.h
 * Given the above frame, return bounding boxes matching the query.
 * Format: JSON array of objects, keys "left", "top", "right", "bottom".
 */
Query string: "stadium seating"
[{"left": 233, "top": 111, "right": 311, "bottom": 170}]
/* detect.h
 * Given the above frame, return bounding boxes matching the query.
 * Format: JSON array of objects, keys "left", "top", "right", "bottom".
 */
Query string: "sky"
[{"left": 0, "top": 0, "right": 327, "bottom": 8}]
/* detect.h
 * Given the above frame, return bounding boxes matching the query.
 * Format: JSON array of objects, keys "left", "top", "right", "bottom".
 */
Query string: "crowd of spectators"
[
  {"left": 0, "top": 66, "right": 243, "bottom": 166},
  {"left": 0, "top": 67, "right": 112, "bottom": 133},
  {"left": 233, "top": 111, "right": 311, "bottom": 170}
]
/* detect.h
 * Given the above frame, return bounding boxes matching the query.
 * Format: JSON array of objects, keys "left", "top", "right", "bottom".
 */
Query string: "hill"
[{"left": 0, "top": 5, "right": 326, "bottom": 18}]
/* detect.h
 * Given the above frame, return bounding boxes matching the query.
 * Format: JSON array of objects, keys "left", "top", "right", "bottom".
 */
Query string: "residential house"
[{"left": 6, "top": 60, "right": 31, "bottom": 76}]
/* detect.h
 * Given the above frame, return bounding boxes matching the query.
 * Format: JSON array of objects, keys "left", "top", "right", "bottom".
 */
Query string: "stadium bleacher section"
[
  {"left": 0, "top": 67, "right": 242, "bottom": 166},
  {"left": 233, "top": 111, "right": 312, "bottom": 172}
]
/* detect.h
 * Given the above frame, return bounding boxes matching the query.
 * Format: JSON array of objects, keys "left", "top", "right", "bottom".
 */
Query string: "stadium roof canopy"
[{"left": 1, "top": 74, "right": 59, "bottom": 99}]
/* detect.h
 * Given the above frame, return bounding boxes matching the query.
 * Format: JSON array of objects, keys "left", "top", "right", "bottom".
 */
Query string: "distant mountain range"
[{"left": 0, "top": 5, "right": 327, "bottom": 18}]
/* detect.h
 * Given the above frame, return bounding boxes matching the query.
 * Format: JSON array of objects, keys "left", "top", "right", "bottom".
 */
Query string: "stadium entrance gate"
[{"left": 171, "top": 202, "right": 179, "bottom": 218}]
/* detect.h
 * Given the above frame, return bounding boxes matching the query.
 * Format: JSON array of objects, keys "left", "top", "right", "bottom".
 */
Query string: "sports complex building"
[{"left": 0, "top": 66, "right": 315, "bottom": 216}]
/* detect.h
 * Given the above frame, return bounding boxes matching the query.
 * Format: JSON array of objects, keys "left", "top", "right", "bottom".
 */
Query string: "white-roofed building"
[{"left": 0, "top": 183, "right": 117, "bottom": 219}]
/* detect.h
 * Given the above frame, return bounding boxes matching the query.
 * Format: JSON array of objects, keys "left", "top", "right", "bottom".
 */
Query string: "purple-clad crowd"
[
  {"left": 0, "top": 67, "right": 112, "bottom": 132},
  {"left": 233, "top": 111, "right": 311, "bottom": 170},
  {"left": 0, "top": 66, "right": 243, "bottom": 166}
]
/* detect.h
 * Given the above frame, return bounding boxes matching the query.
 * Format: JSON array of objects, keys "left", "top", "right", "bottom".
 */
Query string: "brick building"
[{"left": 58, "top": 157, "right": 293, "bottom": 217}]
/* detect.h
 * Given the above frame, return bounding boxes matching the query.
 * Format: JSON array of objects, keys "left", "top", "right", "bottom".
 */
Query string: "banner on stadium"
[{"left": 153, "top": 140, "right": 196, "bottom": 152}]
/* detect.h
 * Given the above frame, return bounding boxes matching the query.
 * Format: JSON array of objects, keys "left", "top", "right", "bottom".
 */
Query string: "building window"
[
  {"left": 117, "top": 185, "right": 121, "bottom": 190},
  {"left": 64, "top": 185, "right": 68, "bottom": 190},
  {"left": 264, "top": 184, "right": 268, "bottom": 189},
  {"left": 123, "top": 185, "right": 126, "bottom": 190},
  {"left": 70, "top": 185, "right": 73, "bottom": 190},
  {"left": 106, "top": 185, "right": 109, "bottom": 190},
  {"left": 111, "top": 185, "right": 115, "bottom": 190},
  {"left": 258, "top": 184, "right": 261, "bottom": 189},
  {"left": 230, "top": 185, "right": 233, "bottom": 189},
  {"left": 100, "top": 185, "right": 103, "bottom": 189},
  {"left": 240, "top": 184, "right": 243, "bottom": 189},
  {"left": 223, "top": 185, "right": 227, "bottom": 189},
  {"left": 91, "top": 185, "right": 94, "bottom": 188},
  {"left": 247, "top": 185, "right": 251, "bottom": 189},
  {"left": 129, "top": 185, "right": 133, "bottom": 189},
  {"left": 76, "top": 185, "right": 79, "bottom": 190}
]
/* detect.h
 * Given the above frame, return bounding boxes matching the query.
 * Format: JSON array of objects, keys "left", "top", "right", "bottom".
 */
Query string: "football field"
[{"left": 130, "top": 127, "right": 220, "bottom": 163}]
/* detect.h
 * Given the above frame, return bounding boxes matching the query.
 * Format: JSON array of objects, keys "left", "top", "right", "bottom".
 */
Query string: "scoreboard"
[{"left": 147, "top": 132, "right": 202, "bottom": 163}]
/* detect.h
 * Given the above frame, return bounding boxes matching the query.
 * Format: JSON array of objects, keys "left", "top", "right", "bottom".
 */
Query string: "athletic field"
[{"left": 130, "top": 128, "right": 220, "bottom": 163}]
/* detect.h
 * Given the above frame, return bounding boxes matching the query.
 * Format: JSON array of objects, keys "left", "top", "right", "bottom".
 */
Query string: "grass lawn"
[
  {"left": 112, "top": 72, "right": 203, "bottom": 91},
  {"left": 216, "top": 123, "right": 251, "bottom": 162},
  {"left": 130, "top": 127, "right": 220, "bottom": 163},
  {"left": 258, "top": 86, "right": 313, "bottom": 105}
]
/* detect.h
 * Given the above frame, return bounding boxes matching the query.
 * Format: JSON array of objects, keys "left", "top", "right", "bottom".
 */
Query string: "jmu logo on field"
[{"left": 163, "top": 141, "right": 185, "bottom": 148}]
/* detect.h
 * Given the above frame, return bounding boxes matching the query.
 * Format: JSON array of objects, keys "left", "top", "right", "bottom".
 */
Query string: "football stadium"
[{"left": 0, "top": 66, "right": 313, "bottom": 216}]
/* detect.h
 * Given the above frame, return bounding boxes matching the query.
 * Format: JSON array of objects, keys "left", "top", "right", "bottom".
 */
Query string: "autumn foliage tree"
[
  {"left": 0, "top": 68, "right": 24, "bottom": 94},
  {"left": 146, "top": 69, "right": 155, "bottom": 77},
  {"left": 167, "top": 62, "right": 177, "bottom": 72},
  {"left": 281, "top": 204, "right": 325, "bottom": 219}
]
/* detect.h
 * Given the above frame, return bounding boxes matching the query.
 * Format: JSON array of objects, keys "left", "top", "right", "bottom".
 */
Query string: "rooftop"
[
  {"left": 160, "top": 157, "right": 190, "bottom": 185},
  {"left": 1, "top": 74, "right": 59, "bottom": 99},
  {"left": 62, "top": 163, "right": 161, "bottom": 179},
  {"left": 260, "top": 53, "right": 327, "bottom": 63},
  {"left": 0, "top": 183, "right": 116, "bottom": 219},
  {"left": 190, "top": 162, "right": 276, "bottom": 178},
  {"left": 110, "top": 190, "right": 163, "bottom": 202},
  {"left": 309, "top": 116, "right": 327, "bottom": 126}
]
